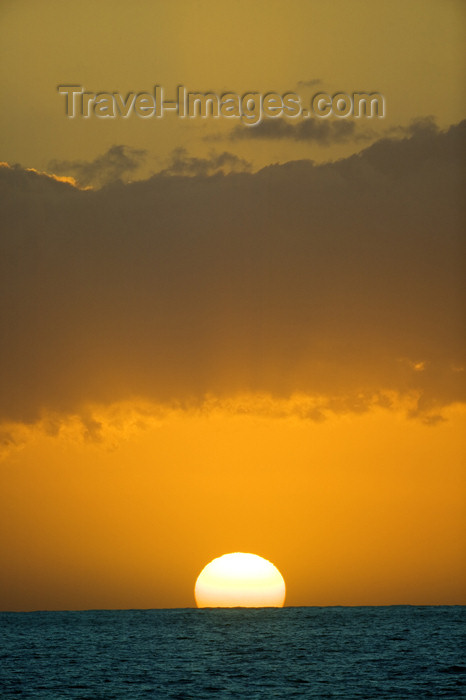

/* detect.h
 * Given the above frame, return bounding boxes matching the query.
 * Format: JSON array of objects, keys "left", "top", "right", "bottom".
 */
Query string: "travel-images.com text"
[{"left": 58, "top": 86, "right": 385, "bottom": 124}]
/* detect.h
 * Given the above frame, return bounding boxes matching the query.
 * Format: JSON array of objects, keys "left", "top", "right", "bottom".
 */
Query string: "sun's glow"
[{"left": 194, "top": 552, "right": 286, "bottom": 608}]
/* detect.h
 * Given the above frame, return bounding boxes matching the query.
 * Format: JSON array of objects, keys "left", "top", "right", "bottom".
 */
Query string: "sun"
[{"left": 194, "top": 552, "right": 286, "bottom": 608}]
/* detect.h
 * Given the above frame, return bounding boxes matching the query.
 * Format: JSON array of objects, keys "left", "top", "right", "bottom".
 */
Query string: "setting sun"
[{"left": 194, "top": 553, "right": 286, "bottom": 608}]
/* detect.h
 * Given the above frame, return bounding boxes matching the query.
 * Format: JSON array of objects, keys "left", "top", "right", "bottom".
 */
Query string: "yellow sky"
[
  {"left": 0, "top": 0, "right": 464, "bottom": 173},
  {"left": 0, "top": 0, "right": 465, "bottom": 610}
]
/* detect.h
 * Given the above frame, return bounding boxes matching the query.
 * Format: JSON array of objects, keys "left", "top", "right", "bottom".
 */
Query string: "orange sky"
[
  {"left": 0, "top": 0, "right": 465, "bottom": 610},
  {"left": 1, "top": 400, "right": 465, "bottom": 609}
]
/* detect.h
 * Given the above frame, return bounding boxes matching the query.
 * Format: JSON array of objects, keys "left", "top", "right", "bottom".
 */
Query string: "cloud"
[
  {"left": 296, "top": 78, "right": 323, "bottom": 88},
  {"left": 48, "top": 144, "right": 147, "bottom": 188},
  {"left": 0, "top": 121, "right": 464, "bottom": 426},
  {"left": 217, "top": 115, "right": 438, "bottom": 147},
  {"left": 160, "top": 148, "right": 251, "bottom": 176},
  {"left": 385, "top": 115, "right": 439, "bottom": 139},
  {"left": 228, "top": 118, "right": 373, "bottom": 143}
]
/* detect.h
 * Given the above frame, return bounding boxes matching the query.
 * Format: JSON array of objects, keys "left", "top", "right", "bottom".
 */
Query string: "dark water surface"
[{"left": 1, "top": 607, "right": 465, "bottom": 698}]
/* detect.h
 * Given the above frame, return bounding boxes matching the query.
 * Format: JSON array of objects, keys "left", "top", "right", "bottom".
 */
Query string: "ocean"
[{"left": 1, "top": 606, "right": 465, "bottom": 698}]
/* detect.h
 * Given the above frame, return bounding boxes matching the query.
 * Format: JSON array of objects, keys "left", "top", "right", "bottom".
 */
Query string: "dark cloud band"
[{"left": 1, "top": 121, "right": 464, "bottom": 425}]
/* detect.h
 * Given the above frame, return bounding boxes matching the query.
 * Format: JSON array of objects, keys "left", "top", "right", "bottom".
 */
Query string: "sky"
[{"left": 0, "top": 0, "right": 465, "bottom": 610}]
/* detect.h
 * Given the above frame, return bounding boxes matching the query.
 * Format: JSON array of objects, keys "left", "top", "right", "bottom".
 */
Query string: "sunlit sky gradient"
[{"left": 0, "top": 0, "right": 465, "bottom": 610}]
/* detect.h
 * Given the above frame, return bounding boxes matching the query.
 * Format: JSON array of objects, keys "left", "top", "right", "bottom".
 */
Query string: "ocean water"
[{"left": 1, "top": 607, "right": 465, "bottom": 698}]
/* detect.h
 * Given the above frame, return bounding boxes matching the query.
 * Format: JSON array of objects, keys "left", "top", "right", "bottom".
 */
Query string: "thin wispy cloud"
[
  {"left": 296, "top": 78, "right": 323, "bottom": 88},
  {"left": 227, "top": 118, "right": 374, "bottom": 143},
  {"left": 48, "top": 144, "right": 147, "bottom": 188},
  {"left": 160, "top": 148, "right": 251, "bottom": 176}
]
